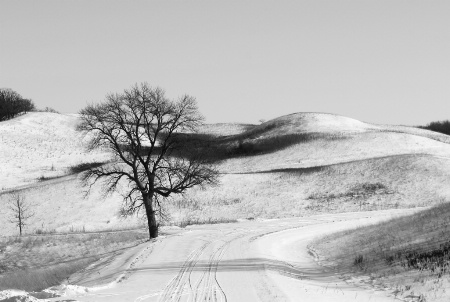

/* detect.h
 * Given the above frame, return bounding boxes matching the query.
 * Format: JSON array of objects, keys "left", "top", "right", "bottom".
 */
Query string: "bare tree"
[
  {"left": 9, "top": 193, "right": 34, "bottom": 236},
  {"left": 77, "top": 83, "right": 218, "bottom": 239}
]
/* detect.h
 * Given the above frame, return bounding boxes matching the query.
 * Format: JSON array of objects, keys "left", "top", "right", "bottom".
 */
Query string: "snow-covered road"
[{"left": 50, "top": 209, "right": 417, "bottom": 302}]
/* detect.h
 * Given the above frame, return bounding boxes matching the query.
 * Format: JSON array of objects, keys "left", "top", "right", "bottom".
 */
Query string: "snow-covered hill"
[{"left": 1, "top": 112, "right": 450, "bottom": 236}]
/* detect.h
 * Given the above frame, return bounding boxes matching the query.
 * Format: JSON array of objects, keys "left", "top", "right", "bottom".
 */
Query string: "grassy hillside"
[
  {"left": 0, "top": 112, "right": 109, "bottom": 191},
  {"left": 312, "top": 202, "right": 450, "bottom": 302}
]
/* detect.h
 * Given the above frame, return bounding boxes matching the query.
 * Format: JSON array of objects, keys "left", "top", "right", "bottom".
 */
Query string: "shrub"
[
  {"left": 34, "top": 107, "right": 59, "bottom": 114},
  {"left": 0, "top": 88, "right": 35, "bottom": 121},
  {"left": 354, "top": 254, "right": 366, "bottom": 269},
  {"left": 69, "top": 162, "right": 106, "bottom": 174},
  {"left": 350, "top": 182, "right": 387, "bottom": 194}
]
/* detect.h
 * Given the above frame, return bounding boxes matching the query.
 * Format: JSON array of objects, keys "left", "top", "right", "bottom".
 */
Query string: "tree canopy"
[
  {"left": 77, "top": 83, "right": 218, "bottom": 238},
  {"left": 0, "top": 88, "right": 35, "bottom": 121},
  {"left": 419, "top": 120, "right": 450, "bottom": 136}
]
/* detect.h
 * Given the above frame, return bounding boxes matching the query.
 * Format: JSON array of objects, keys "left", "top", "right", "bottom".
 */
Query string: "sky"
[{"left": 1, "top": 0, "right": 450, "bottom": 125}]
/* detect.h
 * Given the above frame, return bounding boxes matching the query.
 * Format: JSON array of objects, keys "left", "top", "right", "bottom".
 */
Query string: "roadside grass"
[
  {"left": 0, "top": 258, "right": 93, "bottom": 292},
  {"left": 313, "top": 201, "right": 450, "bottom": 271},
  {"left": 33, "top": 224, "right": 147, "bottom": 235},
  {"left": 312, "top": 201, "right": 450, "bottom": 301},
  {"left": 0, "top": 229, "right": 148, "bottom": 291}
]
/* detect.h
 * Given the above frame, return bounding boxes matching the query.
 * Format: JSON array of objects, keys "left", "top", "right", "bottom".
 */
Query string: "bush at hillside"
[
  {"left": 419, "top": 120, "right": 450, "bottom": 136},
  {"left": 0, "top": 88, "right": 35, "bottom": 121},
  {"left": 35, "top": 106, "right": 59, "bottom": 114}
]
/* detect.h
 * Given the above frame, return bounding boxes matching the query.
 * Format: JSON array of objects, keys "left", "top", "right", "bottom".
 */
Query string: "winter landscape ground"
[{"left": 1, "top": 111, "right": 450, "bottom": 301}]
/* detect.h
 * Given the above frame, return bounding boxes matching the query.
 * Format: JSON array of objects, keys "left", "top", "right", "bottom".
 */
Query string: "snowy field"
[
  {"left": 1, "top": 112, "right": 450, "bottom": 301},
  {"left": 2, "top": 209, "right": 419, "bottom": 302}
]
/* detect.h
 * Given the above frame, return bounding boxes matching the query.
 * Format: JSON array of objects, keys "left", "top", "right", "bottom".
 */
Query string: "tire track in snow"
[
  {"left": 157, "top": 241, "right": 211, "bottom": 302},
  {"left": 191, "top": 240, "right": 229, "bottom": 302},
  {"left": 158, "top": 230, "right": 248, "bottom": 302},
  {"left": 189, "top": 231, "right": 249, "bottom": 302}
]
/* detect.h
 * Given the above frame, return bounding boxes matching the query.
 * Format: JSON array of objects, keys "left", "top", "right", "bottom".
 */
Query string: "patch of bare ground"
[
  {"left": 311, "top": 202, "right": 450, "bottom": 302},
  {"left": 0, "top": 230, "right": 148, "bottom": 291}
]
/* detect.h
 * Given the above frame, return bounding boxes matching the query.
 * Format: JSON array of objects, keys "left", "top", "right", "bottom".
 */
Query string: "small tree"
[
  {"left": 9, "top": 193, "right": 34, "bottom": 236},
  {"left": 78, "top": 83, "right": 218, "bottom": 239}
]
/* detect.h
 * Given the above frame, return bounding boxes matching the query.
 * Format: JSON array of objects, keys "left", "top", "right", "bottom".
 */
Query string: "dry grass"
[
  {"left": 312, "top": 202, "right": 450, "bottom": 301},
  {"left": 0, "top": 230, "right": 148, "bottom": 291}
]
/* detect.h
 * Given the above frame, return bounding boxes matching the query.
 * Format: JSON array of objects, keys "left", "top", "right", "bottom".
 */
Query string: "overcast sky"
[{"left": 1, "top": 0, "right": 449, "bottom": 125}]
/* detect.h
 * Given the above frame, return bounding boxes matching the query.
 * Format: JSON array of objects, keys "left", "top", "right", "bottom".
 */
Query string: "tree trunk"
[
  {"left": 18, "top": 206, "right": 22, "bottom": 236},
  {"left": 143, "top": 193, "right": 158, "bottom": 239}
]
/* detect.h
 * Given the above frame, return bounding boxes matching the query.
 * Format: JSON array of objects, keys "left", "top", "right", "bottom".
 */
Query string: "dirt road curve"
[{"left": 51, "top": 209, "right": 418, "bottom": 302}]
